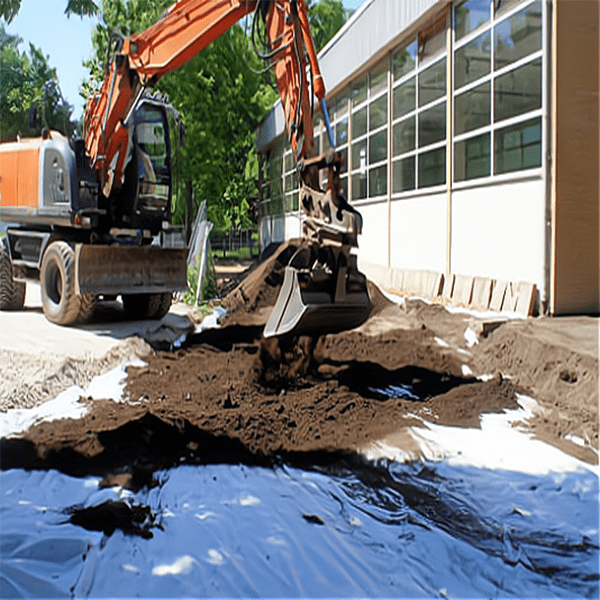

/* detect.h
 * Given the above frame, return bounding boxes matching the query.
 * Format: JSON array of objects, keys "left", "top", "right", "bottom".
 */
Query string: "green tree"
[
  {"left": 0, "top": 24, "right": 71, "bottom": 141},
  {"left": 308, "top": 0, "right": 348, "bottom": 52}
]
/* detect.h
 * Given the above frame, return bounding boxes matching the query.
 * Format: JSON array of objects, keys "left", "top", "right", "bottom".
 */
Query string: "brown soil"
[{"left": 5, "top": 240, "right": 598, "bottom": 477}]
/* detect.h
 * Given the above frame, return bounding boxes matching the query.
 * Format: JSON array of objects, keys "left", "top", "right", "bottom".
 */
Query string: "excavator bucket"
[{"left": 263, "top": 266, "right": 371, "bottom": 338}]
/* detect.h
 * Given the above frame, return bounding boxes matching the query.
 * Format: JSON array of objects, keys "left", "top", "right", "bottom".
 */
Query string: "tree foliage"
[
  {"left": 1, "top": 0, "right": 348, "bottom": 230},
  {"left": 85, "top": 0, "right": 278, "bottom": 232},
  {"left": 308, "top": 0, "right": 348, "bottom": 52},
  {"left": 0, "top": 25, "right": 71, "bottom": 141}
]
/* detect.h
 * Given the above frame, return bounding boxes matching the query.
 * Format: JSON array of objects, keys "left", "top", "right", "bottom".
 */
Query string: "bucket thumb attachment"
[{"left": 264, "top": 265, "right": 371, "bottom": 338}]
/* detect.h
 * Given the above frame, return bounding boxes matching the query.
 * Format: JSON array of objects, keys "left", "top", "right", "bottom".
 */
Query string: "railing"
[{"left": 210, "top": 229, "right": 259, "bottom": 260}]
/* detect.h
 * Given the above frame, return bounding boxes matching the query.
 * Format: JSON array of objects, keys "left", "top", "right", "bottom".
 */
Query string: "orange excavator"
[{"left": 0, "top": 0, "right": 370, "bottom": 336}]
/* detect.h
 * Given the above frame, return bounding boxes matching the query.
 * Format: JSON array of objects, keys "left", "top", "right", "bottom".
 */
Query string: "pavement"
[{"left": 0, "top": 283, "right": 195, "bottom": 360}]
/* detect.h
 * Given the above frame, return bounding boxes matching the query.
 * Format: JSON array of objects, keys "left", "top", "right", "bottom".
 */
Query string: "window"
[
  {"left": 494, "top": 1, "right": 542, "bottom": 70},
  {"left": 393, "top": 40, "right": 417, "bottom": 80},
  {"left": 369, "top": 94, "right": 387, "bottom": 131},
  {"left": 351, "top": 138, "right": 367, "bottom": 171},
  {"left": 455, "top": 81, "right": 490, "bottom": 135},
  {"left": 349, "top": 57, "right": 389, "bottom": 200},
  {"left": 369, "top": 129, "right": 387, "bottom": 164},
  {"left": 494, "top": 58, "right": 542, "bottom": 122},
  {"left": 352, "top": 106, "right": 368, "bottom": 138},
  {"left": 262, "top": 142, "right": 285, "bottom": 217},
  {"left": 454, "top": 133, "right": 490, "bottom": 181},
  {"left": 369, "top": 164, "right": 387, "bottom": 197},
  {"left": 419, "top": 103, "right": 446, "bottom": 147},
  {"left": 419, "top": 147, "right": 446, "bottom": 188},
  {"left": 393, "top": 116, "right": 416, "bottom": 155},
  {"left": 393, "top": 77, "right": 416, "bottom": 119},
  {"left": 453, "top": 0, "right": 543, "bottom": 182},
  {"left": 393, "top": 156, "right": 416, "bottom": 193},
  {"left": 419, "top": 16, "right": 446, "bottom": 65},
  {"left": 419, "top": 60, "right": 446, "bottom": 107},
  {"left": 352, "top": 75, "right": 367, "bottom": 106},
  {"left": 454, "top": 30, "right": 490, "bottom": 90},
  {"left": 494, "top": 117, "right": 541, "bottom": 174},
  {"left": 454, "top": 0, "right": 490, "bottom": 40}
]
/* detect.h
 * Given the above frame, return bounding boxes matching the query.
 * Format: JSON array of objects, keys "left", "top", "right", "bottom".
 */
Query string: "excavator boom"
[{"left": 83, "top": 0, "right": 371, "bottom": 338}]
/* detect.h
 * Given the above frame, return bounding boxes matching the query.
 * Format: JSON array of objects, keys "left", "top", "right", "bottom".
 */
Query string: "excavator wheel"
[
  {"left": 0, "top": 240, "right": 26, "bottom": 311},
  {"left": 121, "top": 292, "right": 172, "bottom": 320},
  {"left": 40, "top": 241, "right": 90, "bottom": 326}
]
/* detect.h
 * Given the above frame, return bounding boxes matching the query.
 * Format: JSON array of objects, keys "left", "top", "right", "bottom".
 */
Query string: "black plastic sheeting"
[{"left": 1, "top": 458, "right": 598, "bottom": 598}]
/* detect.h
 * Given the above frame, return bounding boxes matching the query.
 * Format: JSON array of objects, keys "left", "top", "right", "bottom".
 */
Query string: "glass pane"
[
  {"left": 352, "top": 172, "right": 367, "bottom": 200},
  {"left": 393, "top": 39, "right": 417, "bottom": 80},
  {"left": 284, "top": 173, "right": 295, "bottom": 192},
  {"left": 454, "top": 81, "right": 490, "bottom": 135},
  {"left": 494, "top": 58, "right": 541, "bottom": 122},
  {"left": 393, "top": 156, "right": 416, "bottom": 192},
  {"left": 393, "top": 116, "right": 416, "bottom": 156},
  {"left": 314, "top": 133, "right": 321, "bottom": 155},
  {"left": 322, "top": 125, "right": 332, "bottom": 150},
  {"left": 369, "top": 164, "right": 387, "bottom": 197},
  {"left": 352, "top": 75, "right": 368, "bottom": 106},
  {"left": 494, "top": 116, "right": 541, "bottom": 174},
  {"left": 369, "top": 129, "right": 387, "bottom": 164},
  {"left": 369, "top": 93, "right": 388, "bottom": 131},
  {"left": 419, "top": 17, "right": 447, "bottom": 65},
  {"left": 336, "top": 117, "right": 348, "bottom": 146},
  {"left": 284, "top": 152, "right": 293, "bottom": 172},
  {"left": 352, "top": 106, "right": 368, "bottom": 138},
  {"left": 351, "top": 138, "right": 367, "bottom": 171},
  {"left": 418, "top": 102, "right": 446, "bottom": 147},
  {"left": 454, "top": 0, "right": 490, "bottom": 41},
  {"left": 335, "top": 89, "right": 349, "bottom": 119},
  {"left": 370, "top": 60, "right": 388, "bottom": 96},
  {"left": 454, "top": 30, "right": 491, "bottom": 89},
  {"left": 418, "top": 147, "right": 446, "bottom": 187},
  {"left": 495, "top": 0, "right": 523, "bottom": 18},
  {"left": 419, "top": 59, "right": 446, "bottom": 107},
  {"left": 393, "top": 77, "right": 416, "bottom": 119},
  {"left": 340, "top": 176, "right": 348, "bottom": 200},
  {"left": 338, "top": 146, "right": 348, "bottom": 175},
  {"left": 271, "top": 177, "right": 282, "bottom": 197},
  {"left": 494, "top": 1, "right": 542, "bottom": 70},
  {"left": 454, "top": 132, "right": 490, "bottom": 181}
]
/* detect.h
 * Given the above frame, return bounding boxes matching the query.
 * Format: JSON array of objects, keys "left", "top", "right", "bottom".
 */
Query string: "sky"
[{"left": 4, "top": 0, "right": 368, "bottom": 121}]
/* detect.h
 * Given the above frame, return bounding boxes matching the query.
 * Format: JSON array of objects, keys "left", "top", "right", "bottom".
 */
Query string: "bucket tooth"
[{"left": 264, "top": 266, "right": 371, "bottom": 339}]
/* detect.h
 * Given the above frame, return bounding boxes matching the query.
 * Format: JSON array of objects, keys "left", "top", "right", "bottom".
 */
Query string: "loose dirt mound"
[{"left": 4, "top": 240, "right": 598, "bottom": 473}]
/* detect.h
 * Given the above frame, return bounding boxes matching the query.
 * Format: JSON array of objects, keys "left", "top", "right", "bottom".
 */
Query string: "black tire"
[
  {"left": 122, "top": 292, "right": 172, "bottom": 320},
  {"left": 40, "top": 241, "right": 83, "bottom": 325},
  {"left": 0, "top": 241, "right": 26, "bottom": 311},
  {"left": 78, "top": 292, "right": 97, "bottom": 323},
  {"left": 153, "top": 292, "right": 173, "bottom": 319}
]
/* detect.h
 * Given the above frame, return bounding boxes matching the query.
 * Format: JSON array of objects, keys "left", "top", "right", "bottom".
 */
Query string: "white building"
[{"left": 256, "top": 0, "right": 599, "bottom": 316}]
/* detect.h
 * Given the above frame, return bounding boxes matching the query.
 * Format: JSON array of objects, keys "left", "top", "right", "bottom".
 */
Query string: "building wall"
[
  {"left": 389, "top": 192, "right": 447, "bottom": 274},
  {"left": 257, "top": 0, "right": 560, "bottom": 314},
  {"left": 451, "top": 178, "right": 546, "bottom": 288}
]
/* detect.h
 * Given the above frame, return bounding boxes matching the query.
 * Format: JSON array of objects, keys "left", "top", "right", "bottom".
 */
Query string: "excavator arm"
[
  {"left": 84, "top": 0, "right": 321, "bottom": 197},
  {"left": 83, "top": 0, "right": 371, "bottom": 338}
]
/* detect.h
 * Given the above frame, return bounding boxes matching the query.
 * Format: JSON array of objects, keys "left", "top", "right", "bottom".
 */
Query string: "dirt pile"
[{"left": 3, "top": 240, "right": 597, "bottom": 473}]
